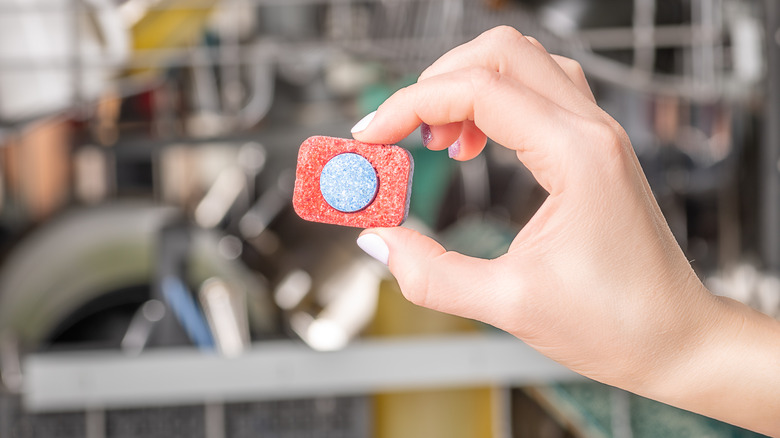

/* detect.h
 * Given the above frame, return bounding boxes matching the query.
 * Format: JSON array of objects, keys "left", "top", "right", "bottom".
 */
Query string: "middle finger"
[{"left": 419, "top": 26, "right": 598, "bottom": 118}]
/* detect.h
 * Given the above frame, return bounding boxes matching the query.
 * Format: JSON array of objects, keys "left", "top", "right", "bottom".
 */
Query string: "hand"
[{"left": 352, "top": 26, "right": 780, "bottom": 435}]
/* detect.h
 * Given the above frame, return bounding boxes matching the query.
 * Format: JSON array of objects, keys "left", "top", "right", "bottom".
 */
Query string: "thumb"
[{"left": 357, "top": 227, "right": 501, "bottom": 321}]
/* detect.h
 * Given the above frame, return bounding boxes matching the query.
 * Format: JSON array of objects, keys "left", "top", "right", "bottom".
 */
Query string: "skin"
[{"left": 351, "top": 26, "right": 780, "bottom": 435}]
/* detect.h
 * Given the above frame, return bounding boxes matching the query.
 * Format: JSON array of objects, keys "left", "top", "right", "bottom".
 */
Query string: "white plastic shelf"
[{"left": 23, "top": 333, "right": 581, "bottom": 412}]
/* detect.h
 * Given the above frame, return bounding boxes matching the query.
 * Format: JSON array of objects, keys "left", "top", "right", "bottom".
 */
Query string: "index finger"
[{"left": 352, "top": 67, "right": 607, "bottom": 195}]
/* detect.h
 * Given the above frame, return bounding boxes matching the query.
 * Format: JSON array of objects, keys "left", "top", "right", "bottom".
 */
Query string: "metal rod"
[
  {"left": 609, "top": 388, "right": 634, "bottom": 438},
  {"left": 632, "top": 0, "right": 656, "bottom": 73},
  {"left": 762, "top": 0, "right": 780, "bottom": 270},
  {"left": 69, "top": 0, "right": 84, "bottom": 116},
  {"left": 218, "top": 0, "right": 243, "bottom": 125}
]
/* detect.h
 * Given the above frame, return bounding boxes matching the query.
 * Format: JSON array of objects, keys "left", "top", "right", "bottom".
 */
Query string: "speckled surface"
[
  {"left": 320, "top": 153, "right": 378, "bottom": 213},
  {"left": 293, "top": 136, "right": 413, "bottom": 228},
  {"left": 421, "top": 123, "right": 433, "bottom": 147}
]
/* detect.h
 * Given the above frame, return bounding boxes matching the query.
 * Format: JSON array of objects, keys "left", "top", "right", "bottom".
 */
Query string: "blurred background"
[{"left": 0, "top": 0, "right": 777, "bottom": 436}]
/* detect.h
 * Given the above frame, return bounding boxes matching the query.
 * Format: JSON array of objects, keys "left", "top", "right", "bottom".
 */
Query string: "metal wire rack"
[{"left": 0, "top": 0, "right": 763, "bottom": 132}]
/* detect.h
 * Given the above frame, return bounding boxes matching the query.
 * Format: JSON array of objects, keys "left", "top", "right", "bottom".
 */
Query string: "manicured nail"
[
  {"left": 357, "top": 233, "right": 389, "bottom": 265},
  {"left": 421, "top": 123, "right": 433, "bottom": 147},
  {"left": 448, "top": 139, "right": 461, "bottom": 159},
  {"left": 351, "top": 111, "right": 376, "bottom": 133}
]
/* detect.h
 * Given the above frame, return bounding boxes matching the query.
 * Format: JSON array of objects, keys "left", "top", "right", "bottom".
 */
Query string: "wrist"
[{"left": 638, "top": 291, "right": 780, "bottom": 435}]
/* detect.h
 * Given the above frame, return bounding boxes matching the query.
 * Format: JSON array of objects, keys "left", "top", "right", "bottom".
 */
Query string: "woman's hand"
[{"left": 352, "top": 26, "right": 780, "bottom": 435}]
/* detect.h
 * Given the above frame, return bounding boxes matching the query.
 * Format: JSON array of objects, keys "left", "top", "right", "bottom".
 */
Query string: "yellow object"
[
  {"left": 368, "top": 280, "right": 500, "bottom": 438},
  {"left": 132, "top": 0, "right": 216, "bottom": 50},
  {"left": 128, "top": 0, "right": 218, "bottom": 75}
]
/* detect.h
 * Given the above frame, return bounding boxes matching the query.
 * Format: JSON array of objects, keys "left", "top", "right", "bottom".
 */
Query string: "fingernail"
[
  {"left": 351, "top": 111, "right": 376, "bottom": 133},
  {"left": 357, "top": 233, "right": 389, "bottom": 265},
  {"left": 421, "top": 123, "right": 433, "bottom": 147},
  {"left": 448, "top": 139, "right": 461, "bottom": 159}
]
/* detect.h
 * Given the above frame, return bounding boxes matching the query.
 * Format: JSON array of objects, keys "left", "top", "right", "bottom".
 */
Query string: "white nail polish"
[
  {"left": 357, "top": 233, "right": 389, "bottom": 265},
  {"left": 351, "top": 111, "right": 376, "bottom": 133}
]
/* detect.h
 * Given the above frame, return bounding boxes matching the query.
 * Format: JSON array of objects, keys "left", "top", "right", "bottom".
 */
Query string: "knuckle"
[
  {"left": 396, "top": 262, "right": 429, "bottom": 307},
  {"left": 582, "top": 119, "right": 628, "bottom": 159},
  {"left": 400, "top": 251, "right": 458, "bottom": 312},
  {"left": 400, "top": 263, "right": 436, "bottom": 310},
  {"left": 396, "top": 83, "right": 426, "bottom": 111},
  {"left": 481, "top": 25, "right": 524, "bottom": 46},
  {"left": 465, "top": 67, "right": 503, "bottom": 116},
  {"left": 556, "top": 56, "right": 585, "bottom": 77},
  {"left": 570, "top": 59, "right": 585, "bottom": 75},
  {"left": 567, "top": 59, "right": 585, "bottom": 76},
  {"left": 418, "top": 65, "right": 434, "bottom": 81},
  {"left": 400, "top": 281, "right": 430, "bottom": 308},
  {"left": 466, "top": 66, "right": 502, "bottom": 89},
  {"left": 571, "top": 64, "right": 588, "bottom": 85},
  {"left": 524, "top": 35, "right": 547, "bottom": 52}
]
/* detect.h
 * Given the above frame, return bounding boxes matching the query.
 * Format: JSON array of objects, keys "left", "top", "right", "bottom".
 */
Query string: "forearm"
[{"left": 641, "top": 294, "right": 780, "bottom": 436}]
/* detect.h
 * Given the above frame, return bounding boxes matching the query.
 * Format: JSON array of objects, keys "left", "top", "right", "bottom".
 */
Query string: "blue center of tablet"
[{"left": 320, "top": 153, "right": 378, "bottom": 212}]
